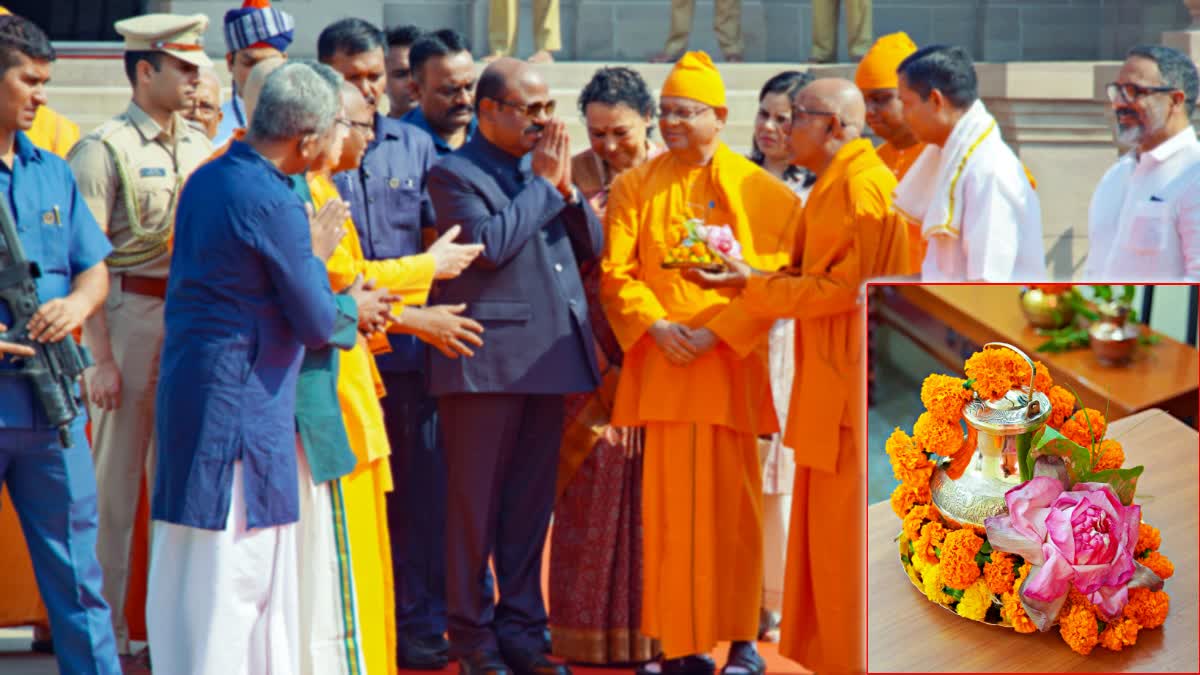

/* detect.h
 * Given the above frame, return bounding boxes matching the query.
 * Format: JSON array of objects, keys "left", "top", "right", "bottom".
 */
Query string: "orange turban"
[
  {"left": 661, "top": 51, "right": 726, "bottom": 108},
  {"left": 855, "top": 32, "right": 918, "bottom": 91}
]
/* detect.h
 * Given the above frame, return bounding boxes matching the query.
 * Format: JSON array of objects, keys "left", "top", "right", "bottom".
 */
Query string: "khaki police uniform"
[{"left": 66, "top": 12, "right": 213, "bottom": 654}]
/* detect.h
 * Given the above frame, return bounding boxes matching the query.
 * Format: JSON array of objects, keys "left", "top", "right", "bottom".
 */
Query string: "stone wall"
[{"left": 165, "top": 0, "right": 1191, "bottom": 63}]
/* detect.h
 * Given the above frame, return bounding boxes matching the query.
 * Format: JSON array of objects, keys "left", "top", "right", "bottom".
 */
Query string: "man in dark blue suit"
[{"left": 426, "top": 58, "right": 602, "bottom": 675}]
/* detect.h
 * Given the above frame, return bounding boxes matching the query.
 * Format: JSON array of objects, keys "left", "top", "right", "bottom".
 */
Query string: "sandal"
[{"left": 720, "top": 642, "right": 765, "bottom": 675}]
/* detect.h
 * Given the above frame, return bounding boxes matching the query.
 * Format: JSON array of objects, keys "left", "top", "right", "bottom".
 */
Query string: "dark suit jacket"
[{"left": 425, "top": 133, "right": 603, "bottom": 396}]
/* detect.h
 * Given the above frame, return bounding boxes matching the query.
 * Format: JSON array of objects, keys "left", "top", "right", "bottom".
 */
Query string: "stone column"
[{"left": 1162, "top": 0, "right": 1200, "bottom": 57}]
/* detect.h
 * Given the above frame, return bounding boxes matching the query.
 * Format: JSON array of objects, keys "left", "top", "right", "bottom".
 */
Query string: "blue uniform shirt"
[
  {"left": 401, "top": 106, "right": 477, "bottom": 156},
  {"left": 333, "top": 114, "right": 438, "bottom": 374},
  {"left": 0, "top": 131, "right": 111, "bottom": 431},
  {"left": 153, "top": 140, "right": 338, "bottom": 530}
]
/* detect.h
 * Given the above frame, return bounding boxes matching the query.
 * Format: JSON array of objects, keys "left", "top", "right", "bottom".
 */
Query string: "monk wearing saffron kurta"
[
  {"left": 600, "top": 51, "right": 796, "bottom": 675},
  {"left": 691, "top": 78, "right": 911, "bottom": 674}
]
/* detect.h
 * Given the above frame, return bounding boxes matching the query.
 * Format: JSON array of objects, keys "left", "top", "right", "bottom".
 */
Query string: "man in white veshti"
[
  {"left": 892, "top": 44, "right": 1046, "bottom": 281},
  {"left": 1085, "top": 44, "right": 1200, "bottom": 281}
]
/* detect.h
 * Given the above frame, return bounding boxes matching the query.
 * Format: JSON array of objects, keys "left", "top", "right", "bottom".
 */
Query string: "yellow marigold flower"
[
  {"left": 964, "top": 348, "right": 1026, "bottom": 401},
  {"left": 902, "top": 504, "right": 940, "bottom": 543},
  {"left": 913, "top": 412, "right": 963, "bottom": 459},
  {"left": 904, "top": 561, "right": 922, "bottom": 589},
  {"left": 1091, "top": 438, "right": 1124, "bottom": 471},
  {"left": 1098, "top": 617, "right": 1140, "bottom": 651},
  {"left": 890, "top": 482, "right": 930, "bottom": 519},
  {"left": 983, "top": 551, "right": 1017, "bottom": 596},
  {"left": 922, "top": 563, "right": 955, "bottom": 605},
  {"left": 1123, "top": 587, "right": 1170, "bottom": 630},
  {"left": 898, "top": 534, "right": 910, "bottom": 558},
  {"left": 1047, "top": 385, "right": 1075, "bottom": 429},
  {"left": 885, "top": 427, "right": 934, "bottom": 488},
  {"left": 1142, "top": 551, "right": 1174, "bottom": 580},
  {"left": 940, "top": 528, "right": 984, "bottom": 590},
  {"left": 1059, "top": 603, "right": 1100, "bottom": 655},
  {"left": 1135, "top": 522, "right": 1161, "bottom": 555},
  {"left": 1001, "top": 591, "right": 1037, "bottom": 633},
  {"left": 920, "top": 373, "right": 973, "bottom": 423},
  {"left": 955, "top": 578, "right": 993, "bottom": 621}
]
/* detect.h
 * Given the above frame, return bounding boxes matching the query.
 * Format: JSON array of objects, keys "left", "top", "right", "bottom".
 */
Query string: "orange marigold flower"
[
  {"left": 1069, "top": 408, "right": 1107, "bottom": 442},
  {"left": 1059, "top": 603, "right": 1100, "bottom": 655},
  {"left": 1059, "top": 419, "right": 1093, "bottom": 449},
  {"left": 920, "top": 373, "right": 973, "bottom": 423},
  {"left": 902, "top": 504, "right": 940, "bottom": 543},
  {"left": 1123, "top": 587, "right": 1170, "bottom": 630},
  {"left": 1098, "top": 617, "right": 1140, "bottom": 651},
  {"left": 889, "top": 482, "right": 930, "bottom": 519},
  {"left": 1001, "top": 591, "right": 1038, "bottom": 633},
  {"left": 885, "top": 428, "right": 934, "bottom": 488},
  {"left": 1092, "top": 439, "right": 1125, "bottom": 471},
  {"left": 964, "top": 349, "right": 1025, "bottom": 401},
  {"left": 1135, "top": 522, "right": 1162, "bottom": 555},
  {"left": 940, "top": 528, "right": 984, "bottom": 590},
  {"left": 913, "top": 412, "right": 963, "bottom": 459},
  {"left": 1047, "top": 385, "right": 1075, "bottom": 429},
  {"left": 983, "top": 551, "right": 1017, "bottom": 596},
  {"left": 1141, "top": 551, "right": 1174, "bottom": 580},
  {"left": 913, "top": 520, "right": 947, "bottom": 568},
  {"left": 1014, "top": 359, "right": 1054, "bottom": 394}
]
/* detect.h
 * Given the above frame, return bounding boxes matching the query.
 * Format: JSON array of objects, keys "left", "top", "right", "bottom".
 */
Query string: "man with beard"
[
  {"left": 893, "top": 44, "right": 1045, "bottom": 281},
  {"left": 428, "top": 57, "right": 602, "bottom": 675},
  {"left": 1085, "top": 44, "right": 1200, "bottom": 280},
  {"left": 319, "top": 17, "right": 484, "bottom": 670},
  {"left": 386, "top": 24, "right": 422, "bottom": 119},
  {"left": 67, "top": 13, "right": 213, "bottom": 656},
  {"left": 403, "top": 29, "right": 477, "bottom": 155},
  {"left": 214, "top": 0, "right": 294, "bottom": 146}
]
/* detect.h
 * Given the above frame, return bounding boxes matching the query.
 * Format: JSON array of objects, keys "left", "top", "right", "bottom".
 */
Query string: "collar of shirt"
[
  {"left": 471, "top": 131, "right": 528, "bottom": 174},
  {"left": 125, "top": 101, "right": 185, "bottom": 145},
  {"left": 401, "top": 106, "right": 477, "bottom": 154},
  {"left": 9, "top": 130, "right": 42, "bottom": 167},
  {"left": 1139, "top": 125, "right": 1198, "bottom": 166}
]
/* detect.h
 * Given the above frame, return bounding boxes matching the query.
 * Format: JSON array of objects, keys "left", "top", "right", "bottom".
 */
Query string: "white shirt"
[
  {"left": 920, "top": 131, "right": 1047, "bottom": 282},
  {"left": 1084, "top": 126, "right": 1200, "bottom": 281}
]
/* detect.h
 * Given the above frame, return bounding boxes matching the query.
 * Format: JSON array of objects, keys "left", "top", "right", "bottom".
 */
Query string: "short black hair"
[
  {"left": 386, "top": 24, "right": 423, "bottom": 50},
  {"left": 750, "top": 70, "right": 813, "bottom": 183},
  {"left": 897, "top": 44, "right": 978, "bottom": 109},
  {"left": 0, "top": 14, "right": 55, "bottom": 76},
  {"left": 409, "top": 29, "right": 471, "bottom": 79},
  {"left": 123, "top": 50, "right": 163, "bottom": 87},
  {"left": 475, "top": 66, "right": 507, "bottom": 114},
  {"left": 1127, "top": 44, "right": 1199, "bottom": 115},
  {"left": 318, "top": 18, "right": 385, "bottom": 63},
  {"left": 578, "top": 66, "right": 655, "bottom": 119}
]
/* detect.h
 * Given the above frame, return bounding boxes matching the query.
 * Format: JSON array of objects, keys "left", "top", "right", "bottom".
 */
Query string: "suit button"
[{"left": 554, "top": 263, "right": 564, "bottom": 272}]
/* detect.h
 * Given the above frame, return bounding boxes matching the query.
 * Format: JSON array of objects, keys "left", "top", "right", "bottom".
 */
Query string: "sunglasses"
[
  {"left": 493, "top": 98, "right": 557, "bottom": 119},
  {"left": 1106, "top": 82, "right": 1179, "bottom": 105}
]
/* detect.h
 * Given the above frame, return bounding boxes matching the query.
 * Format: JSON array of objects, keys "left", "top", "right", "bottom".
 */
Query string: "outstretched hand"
[{"left": 682, "top": 248, "right": 755, "bottom": 290}]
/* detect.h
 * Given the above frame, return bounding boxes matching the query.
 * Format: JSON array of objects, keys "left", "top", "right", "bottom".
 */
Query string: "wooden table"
[
  {"left": 867, "top": 409, "right": 1199, "bottom": 672},
  {"left": 877, "top": 285, "right": 1199, "bottom": 424}
]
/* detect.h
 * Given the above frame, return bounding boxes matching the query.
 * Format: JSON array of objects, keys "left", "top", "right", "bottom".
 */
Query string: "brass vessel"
[
  {"left": 1019, "top": 287, "right": 1075, "bottom": 330},
  {"left": 930, "top": 343, "right": 1051, "bottom": 529},
  {"left": 1089, "top": 302, "right": 1140, "bottom": 366}
]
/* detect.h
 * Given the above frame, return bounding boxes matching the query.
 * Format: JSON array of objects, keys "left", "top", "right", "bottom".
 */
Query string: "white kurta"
[
  {"left": 1084, "top": 126, "right": 1200, "bottom": 281},
  {"left": 146, "top": 460, "right": 300, "bottom": 675}
]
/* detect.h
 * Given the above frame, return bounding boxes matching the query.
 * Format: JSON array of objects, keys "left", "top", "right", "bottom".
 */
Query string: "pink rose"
[
  {"left": 705, "top": 225, "right": 743, "bottom": 260},
  {"left": 984, "top": 477, "right": 1141, "bottom": 625}
]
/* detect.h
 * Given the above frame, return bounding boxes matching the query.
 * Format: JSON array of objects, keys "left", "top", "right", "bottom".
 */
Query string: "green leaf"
[
  {"left": 963, "top": 378, "right": 975, "bottom": 389},
  {"left": 1140, "top": 333, "right": 1162, "bottom": 346},
  {"left": 901, "top": 555, "right": 912, "bottom": 565},
  {"left": 944, "top": 586, "right": 965, "bottom": 601},
  {"left": 1121, "top": 285, "right": 1136, "bottom": 304},
  {"left": 1093, "top": 285, "right": 1113, "bottom": 301},
  {"left": 1029, "top": 425, "right": 1093, "bottom": 486},
  {"left": 975, "top": 551, "right": 992, "bottom": 567},
  {"left": 1017, "top": 430, "right": 1034, "bottom": 482},
  {"left": 980, "top": 540, "right": 993, "bottom": 555},
  {"left": 1084, "top": 465, "right": 1145, "bottom": 505}
]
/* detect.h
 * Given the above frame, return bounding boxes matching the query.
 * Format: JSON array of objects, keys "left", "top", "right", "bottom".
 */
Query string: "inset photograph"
[{"left": 866, "top": 284, "right": 1198, "bottom": 672}]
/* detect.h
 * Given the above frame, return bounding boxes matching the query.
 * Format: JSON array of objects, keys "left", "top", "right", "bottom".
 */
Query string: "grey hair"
[
  {"left": 249, "top": 60, "right": 342, "bottom": 141},
  {"left": 1128, "top": 44, "right": 1199, "bottom": 115}
]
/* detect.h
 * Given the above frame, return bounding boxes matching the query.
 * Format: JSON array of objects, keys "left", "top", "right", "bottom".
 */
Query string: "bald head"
[
  {"left": 242, "top": 56, "right": 286, "bottom": 124},
  {"left": 476, "top": 56, "right": 552, "bottom": 158},
  {"left": 476, "top": 57, "right": 543, "bottom": 111},
  {"left": 797, "top": 78, "right": 866, "bottom": 133}
]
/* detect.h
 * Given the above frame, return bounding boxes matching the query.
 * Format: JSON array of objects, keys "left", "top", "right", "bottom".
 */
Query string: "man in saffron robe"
[
  {"left": 600, "top": 51, "right": 796, "bottom": 675},
  {"left": 689, "top": 78, "right": 911, "bottom": 674}
]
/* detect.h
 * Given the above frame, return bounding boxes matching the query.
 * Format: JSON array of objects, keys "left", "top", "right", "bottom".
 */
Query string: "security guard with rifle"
[{"left": 0, "top": 12, "right": 122, "bottom": 675}]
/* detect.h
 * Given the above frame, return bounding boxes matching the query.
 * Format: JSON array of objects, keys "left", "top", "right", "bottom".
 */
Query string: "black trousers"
[{"left": 439, "top": 392, "right": 564, "bottom": 657}]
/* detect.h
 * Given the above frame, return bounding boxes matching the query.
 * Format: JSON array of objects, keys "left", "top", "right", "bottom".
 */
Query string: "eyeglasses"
[
  {"left": 1106, "top": 82, "right": 1179, "bottom": 104},
  {"left": 336, "top": 117, "right": 374, "bottom": 132},
  {"left": 790, "top": 107, "right": 843, "bottom": 128},
  {"left": 658, "top": 104, "right": 711, "bottom": 122},
  {"left": 493, "top": 98, "right": 557, "bottom": 118}
]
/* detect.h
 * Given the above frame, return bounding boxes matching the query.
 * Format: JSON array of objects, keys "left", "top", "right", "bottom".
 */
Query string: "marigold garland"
[
  {"left": 913, "top": 520, "right": 946, "bottom": 570},
  {"left": 1135, "top": 522, "right": 1161, "bottom": 555},
  {"left": 1046, "top": 385, "right": 1075, "bottom": 429},
  {"left": 964, "top": 348, "right": 1026, "bottom": 401},
  {"left": 1092, "top": 438, "right": 1125, "bottom": 471},
  {"left": 940, "top": 528, "right": 984, "bottom": 590},
  {"left": 890, "top": 482, "right": 931, "bottom": 519},
  {"left": 956, "top": 578, "right": 993, "bottom": 621},
  {"left": 913, "top": 412, "right": 962, "bottom": 458},
  {"left": 983, "top": 551, "right": 1017, "bottom": 596},
  {"left": 921, "top": 563, "right": 956, "bottom": 605},
  {"left": 1061, "top": 408, "right": 1107, "bottom": 446},
  {"left": 1123, "top": 587, "right": 1169, "bottom": 630},
  {"left": 920, "top": 373, "right": 973, "bottom": 422},
  {"left": 1098, "top": 617, "right": 1140, "bottom": 651},
  {"left": 1059, "top": 603, "right": 1100, "bottom": 655},
  {"left": 1141, "top": 551, "right": 1174, "bottom": 580},
  {"left": 886, "top": 428, "right": 934, "bottom": 487},
  {"left": 902, "top": 503, "right": 940, "bottom": 543}
]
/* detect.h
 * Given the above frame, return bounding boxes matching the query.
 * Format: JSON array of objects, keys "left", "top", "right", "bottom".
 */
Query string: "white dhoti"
[
  {"left": 146, "top": 460, "right": 300, "bottom": 675},
  {"left": 761, "top": 319, "right": 796, "bottom": 615},
  {"left": 296, "top": 438, "right": 365, "bottom": 675}
]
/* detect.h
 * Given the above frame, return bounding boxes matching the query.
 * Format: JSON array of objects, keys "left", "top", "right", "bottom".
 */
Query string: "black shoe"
[
  {"left": 502, "top": 646, "right": 571, "bottom": 675},
  {"left": 398, "top": 632, "right": 450, "bottom": 670},
  {"left": 459, "top": 650, "right": 512, "bottom": 675},
  {"left": 637, "top": 654, "right": 716, "bottom": 675},
  {"left": 30, "top": 639, "right": 53, "bottom": 655},
  {"left": 720, "top": 643, "right": 764, "bottom": 675}
]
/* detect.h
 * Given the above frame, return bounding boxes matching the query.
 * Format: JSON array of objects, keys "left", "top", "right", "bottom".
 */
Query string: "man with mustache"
[
  {"left": 213, "top": 0, "right": 294, "bottom": 146},
  {"left": 1085, "top": 44, "right": 1200, "bottom": 281},
  {"left": 66, "top": 12, "right": 213, "bottom": 656},
  {"left": 183, "top": 68, "right": 223, "bottom": 140},
  {"left": 427, "top": 57, "right": 603, "bottom": 675},
  {"left": 404, "top": 29, "right": 478, "bottom": 156}
]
